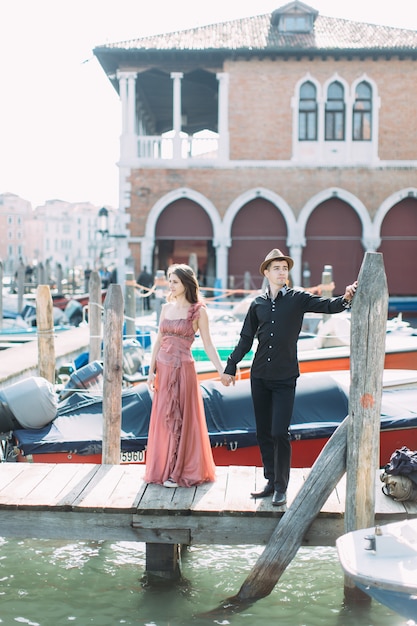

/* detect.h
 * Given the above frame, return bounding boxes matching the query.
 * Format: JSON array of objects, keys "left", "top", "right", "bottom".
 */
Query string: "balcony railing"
[{"left": 137, "top": 134, "right": 219, "bottom": 161}]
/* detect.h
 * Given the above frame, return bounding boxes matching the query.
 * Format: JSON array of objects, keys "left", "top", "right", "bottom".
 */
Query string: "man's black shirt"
[{"left": 224, "top": 288, "right": 347, "bottom": 380}]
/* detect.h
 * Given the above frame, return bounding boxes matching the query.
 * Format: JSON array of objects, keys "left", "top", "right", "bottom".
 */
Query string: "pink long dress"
[{"left": 144, "top": 302, "right": 216, "bottom": 487}]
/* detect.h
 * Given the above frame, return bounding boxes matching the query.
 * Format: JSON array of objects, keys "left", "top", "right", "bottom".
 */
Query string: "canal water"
[{"left": 0, "top": 537, "right": 411, "bottom": 625}]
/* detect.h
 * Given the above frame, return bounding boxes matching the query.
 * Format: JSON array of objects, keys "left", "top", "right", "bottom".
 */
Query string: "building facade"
[
  {"left": 0, "top": 194, "right": 118, "bottom": 288},
  {"left": 94, "top": 1, "right": 417, "bottom": 295}
]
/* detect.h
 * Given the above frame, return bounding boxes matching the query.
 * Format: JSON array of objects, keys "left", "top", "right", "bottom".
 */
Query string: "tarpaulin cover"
[{"left": 12, "top": 374, "right": 417, "bottom": 456}]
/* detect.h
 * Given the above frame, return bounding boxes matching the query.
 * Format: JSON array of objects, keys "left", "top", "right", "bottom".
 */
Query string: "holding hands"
[{"left": 220, "top": 372, "right": 235, "bottom": 387}]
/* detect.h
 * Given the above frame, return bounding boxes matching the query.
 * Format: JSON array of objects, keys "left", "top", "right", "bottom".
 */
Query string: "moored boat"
[
  {"left": 336, "top": 518, "right": 417, "bottom": 620},
  {"left": 5, "top": 368, "right": 417, "bottom": 468}
]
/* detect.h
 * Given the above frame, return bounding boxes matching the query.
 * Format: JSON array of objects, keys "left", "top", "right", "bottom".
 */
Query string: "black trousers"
[{"left": 250, "top": 376, "right": 297, "bottom": 492}]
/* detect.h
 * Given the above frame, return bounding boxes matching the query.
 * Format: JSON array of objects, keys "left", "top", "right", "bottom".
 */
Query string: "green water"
[{"left": 0, "top": 539, "right": 409, "bottom": 626}]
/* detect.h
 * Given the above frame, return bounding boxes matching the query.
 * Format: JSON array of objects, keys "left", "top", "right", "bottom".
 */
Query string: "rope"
[{"left": 36, "top": 328, "right": 56, "bottom": 336}]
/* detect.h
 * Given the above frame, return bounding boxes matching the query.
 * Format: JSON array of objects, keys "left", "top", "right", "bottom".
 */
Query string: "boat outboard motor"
[
  {"left": 122, "top": 339, "right": 145, "bottom": 377},
  {"left": 59, "top": 360, "right": 104, "bottom": 401},
  {"left": 64, "top": 299, "right": 83, "bottom": 327},
  {"left": 0, "top": 377, "right": 58, "bottom": 434}
]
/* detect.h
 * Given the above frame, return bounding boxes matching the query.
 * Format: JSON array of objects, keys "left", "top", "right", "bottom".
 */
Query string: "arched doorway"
[
  {"left": 153, "top": 199, "right": 215, "bottom": 286},
  {"left": 228, "top": 199, "right": 289, "bottom": 290},
  {"left": 303, "top": 198, "right": 363, "bottom": 293},
  {"left": 379, "top": 198, "right": 417, "bottom": 296}
]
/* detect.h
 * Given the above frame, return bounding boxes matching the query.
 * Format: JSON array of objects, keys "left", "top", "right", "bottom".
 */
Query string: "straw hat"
[{"left": 259, "top": 248, "right": 294, "bottom": 275}]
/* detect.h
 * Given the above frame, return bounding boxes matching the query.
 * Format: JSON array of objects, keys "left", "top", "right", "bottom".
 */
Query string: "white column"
[
  {"left": 117, "top": 70, "right": 137, "bottom": 159},
  {"left": 216, "top": 72, "right": 230, "bottom": 161},
  {"left": 171, "top": 72, "right": 183, "bottom": 160},
  {"left": 289, "top": 244, "right": 303, "bottom": 287},
  {"left": 117, "top": 71, "right": 128, "bottom": 134},
  {"left": 215, "top": 240, "right": 229, "bottom": 293},
  {"left": 127, "top": 73, "right": 136, "bottom": 135}
]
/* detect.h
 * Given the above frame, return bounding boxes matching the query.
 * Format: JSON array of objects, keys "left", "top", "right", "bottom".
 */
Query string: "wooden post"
[
  {"left": 101, "top": 284, "right": 124, "bottom": 465},
  {"left": 321, "top": 264, "right": 333, "bottom": 298},
  {"left": 344, "top": 252, "right": 388, "bottom": 596},
  {"left": 124, "top": 272, "right": 136, "bottom": 340},
  {"left": 17, "top": 260, "right": 25, "bottom": 312},
  {"left": 88, "top": 270, "right": 102, "bottom": 363},
  {"left": 227, "top": 418, "right": 348, "bottom": 603},
  {"left": 56, "top": 263, "right": 63, "bottom": 294},
  {"left": 321, "top": 264, "right": 333, "bottom": 323},
  {"left": 36, "top": 285, "right": 56, "bottom": 384},
  {"left": 145, "top": 543, "right": 182, "bottom": 582}
]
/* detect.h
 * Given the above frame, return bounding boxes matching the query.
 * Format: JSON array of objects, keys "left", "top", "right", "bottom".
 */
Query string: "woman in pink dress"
[{"left": 145, "top": 264, "right": 230, "bottom": 488}]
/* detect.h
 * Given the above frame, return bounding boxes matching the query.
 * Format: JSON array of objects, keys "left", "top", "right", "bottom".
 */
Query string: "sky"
[{"left": 1, "top": 0, "right": 417, "bottom": 210}]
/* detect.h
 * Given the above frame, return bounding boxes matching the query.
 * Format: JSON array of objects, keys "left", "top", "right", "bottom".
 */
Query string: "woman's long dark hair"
[{"left": 167, "top": 264, "right": 202, "bottom": 304}]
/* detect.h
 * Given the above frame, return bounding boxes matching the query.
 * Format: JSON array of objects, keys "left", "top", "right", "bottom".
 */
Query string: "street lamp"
[
  {"left": 98, "top": 207, "right": 109, "bottom": 238},
  {"left": 96, "top": 206, "right": 129, "bottom": 287}
]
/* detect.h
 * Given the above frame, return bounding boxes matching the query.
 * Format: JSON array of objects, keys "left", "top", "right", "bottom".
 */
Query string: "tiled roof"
[{"left": 98, "top": 13, "right": 417, "bottom": 54}]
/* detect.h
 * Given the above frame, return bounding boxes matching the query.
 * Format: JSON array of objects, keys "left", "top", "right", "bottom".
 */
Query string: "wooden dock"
[
  {"left": 0, "top": 325, "right": 90, "bottom": 386},
  {"left": 0, "top": 463, "right": 415, "bottom": 546}
]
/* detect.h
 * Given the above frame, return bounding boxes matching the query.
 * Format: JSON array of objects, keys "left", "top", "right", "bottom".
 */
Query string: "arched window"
[
  {"left": 353, "top": 81, "right": 372, "bottom": 141},
  {"left": 325, "top": 81, "right": 345, "bottom": 140},
  {"left": 298, "top": 81, "right": 317, "bottom": 141}
]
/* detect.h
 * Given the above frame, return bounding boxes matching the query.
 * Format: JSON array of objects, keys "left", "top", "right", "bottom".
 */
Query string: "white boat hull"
[{"left": 336, "top": 518, "right": 417, "bottom": 620}]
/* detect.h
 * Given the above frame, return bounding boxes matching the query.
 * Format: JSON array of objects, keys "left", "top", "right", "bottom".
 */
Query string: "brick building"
[{"left": 94, "top": 0, "right": 417, "bottom": 295}]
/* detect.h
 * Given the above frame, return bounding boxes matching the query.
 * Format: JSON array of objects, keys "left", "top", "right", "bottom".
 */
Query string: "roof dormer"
[{"left": 271, "top": 1, "right": 318, "bottom": 33}]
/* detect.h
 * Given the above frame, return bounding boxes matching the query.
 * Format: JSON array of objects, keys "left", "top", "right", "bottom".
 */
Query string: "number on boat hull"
[{"left": 120, "top": 450, "right": 145, "bottom": 464}]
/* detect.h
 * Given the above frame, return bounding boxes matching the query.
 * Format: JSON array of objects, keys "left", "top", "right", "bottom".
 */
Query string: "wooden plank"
[
  {"left": 191, "top": 467, "right": 228, "bottom": 513},
  {"left": 54, "top": 464, "right": 104, "bottom": 507},
  {"left": 0, "top": 463, "right": 55, "bottom": 505},
  {"left": 171, "top": 485, "right": 199, "bottom": 511},
  {"left": 138, "top": 482, "right": 182, "bottom": 511},
  {"left": 0, "top": 462, "right": 32, "bottom": 490},
  {"left": 73, "top": 464, "right": 132, "bottom": 510},
  {"left": 105, "top": 465, "right": 147, "bottom": 510},
  {"left": 16, "top": 463, "right": 101, "bottom": 508},
  {"left": 223, "top": 465, "right": 257, "bottom": 513}
]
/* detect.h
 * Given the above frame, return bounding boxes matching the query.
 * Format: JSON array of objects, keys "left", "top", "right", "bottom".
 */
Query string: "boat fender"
[{"left": 0, "top": 377, "right": 58, "bottom": 433}]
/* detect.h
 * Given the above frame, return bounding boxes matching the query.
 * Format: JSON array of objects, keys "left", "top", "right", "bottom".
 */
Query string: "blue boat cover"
[{"left": 12, "top": 373, "right": 417, "bottom": 457}]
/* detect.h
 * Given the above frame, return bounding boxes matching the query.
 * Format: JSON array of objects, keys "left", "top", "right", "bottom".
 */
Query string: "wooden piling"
[
  {"left": 344, "top": 251, "right": 388, "bottom": 599},
  {"left": 36, "top": 285, "right": 56, "bottom": 384},
  {"left": 145, "top": 543, "right": 182, "bottom": 582},
  {"left": 101, "top": 284, "right": 124, "bottom": 465},
  {"left": 233, "top": 418, "right": 348, "bottom": 602},
  {"left": 124, "top": 272, "right": 136, "bottom": 341},
  {"left": 88, "top": 270, "right": 102, "bottom": 363},
  {"left": 17, "top": 260, "right": 25, "bottom": 312}
]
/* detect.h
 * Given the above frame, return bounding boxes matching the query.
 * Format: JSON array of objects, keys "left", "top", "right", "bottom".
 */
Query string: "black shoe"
[
  {"left": 272, "top": 490, "right": 287, "bottom": 506},
  {"left": 251, "top": 483, "right": 274, "bottom": 499}
]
